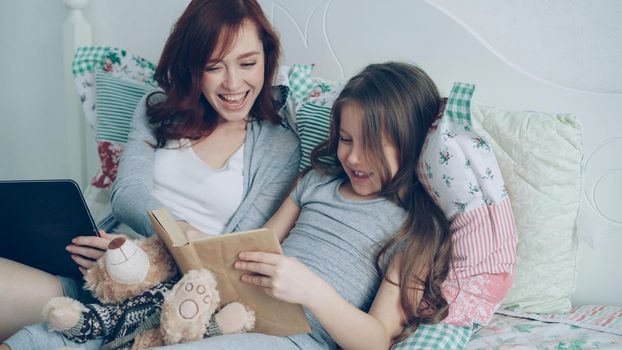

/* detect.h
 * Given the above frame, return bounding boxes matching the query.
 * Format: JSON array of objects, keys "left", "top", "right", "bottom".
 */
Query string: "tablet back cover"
[{"left": 0, "top": 179, "right": 98, "bottom": 278}]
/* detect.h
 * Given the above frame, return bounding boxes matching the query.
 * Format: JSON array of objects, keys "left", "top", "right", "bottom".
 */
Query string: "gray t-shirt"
[{"left": 283, "top": 169, "right": 406, "bottom": 348}]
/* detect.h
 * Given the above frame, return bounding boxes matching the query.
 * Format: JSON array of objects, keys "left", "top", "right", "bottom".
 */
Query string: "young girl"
[{"left": 150, "top": 62, "right": 453, "bottom": 350}]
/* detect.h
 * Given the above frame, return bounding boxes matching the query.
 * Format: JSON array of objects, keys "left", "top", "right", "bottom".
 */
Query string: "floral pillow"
[
  {"left": 417, "top": 83, "right": 518, "bottom": 327},
  {"left": 72, "top": 46, "right": 157, "bottom": 189}
]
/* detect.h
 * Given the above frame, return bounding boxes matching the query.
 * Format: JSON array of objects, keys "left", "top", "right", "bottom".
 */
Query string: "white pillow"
[{"left": 471, "top": 104, "right": 583, "bottom": 313}]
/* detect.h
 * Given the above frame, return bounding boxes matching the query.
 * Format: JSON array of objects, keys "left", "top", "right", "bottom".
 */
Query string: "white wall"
[
  {"left": 0, "top": 1, "right": 68, "bottom": 180},
  {"left": 1, "top": 0, "right": 621, "bottom": 183},
  {"left": 429, "top": 0, "right": 622, "bottom": 94}
]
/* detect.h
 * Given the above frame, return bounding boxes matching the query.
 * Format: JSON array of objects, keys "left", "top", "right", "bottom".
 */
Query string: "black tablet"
[{"left": 0, "top": 179, "right": 99, "bottom": 279}]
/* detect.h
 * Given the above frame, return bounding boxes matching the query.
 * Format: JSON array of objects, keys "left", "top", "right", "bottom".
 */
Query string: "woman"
[{"left": 0, "top": 0, "right": 300, "bottom": 348}]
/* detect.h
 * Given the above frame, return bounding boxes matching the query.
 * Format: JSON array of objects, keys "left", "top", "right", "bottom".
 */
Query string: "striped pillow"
[
  {"left": 291, "top": 79, "right": 343, "bottom": 171},
  {"left": 95, "top": 69, "right": 154, "bottom": 144},
  {"left": 296, "top": 103, "right": 331, "bottom": 170},
  {"left": 89, "top": 49, "right": 157, "bottom": 189}
]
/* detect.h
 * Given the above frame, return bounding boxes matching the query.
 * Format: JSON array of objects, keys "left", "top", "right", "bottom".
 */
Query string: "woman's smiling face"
[{"left": 201, "top": 20, "right": 265, "bottom": 125}]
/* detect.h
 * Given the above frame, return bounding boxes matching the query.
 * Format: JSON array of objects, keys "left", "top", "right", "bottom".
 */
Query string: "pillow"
[
  {"left": 287, "top": 65, "right": 342, "bottom": 170},
  {"left": 470, "top": 103, "right": 582, "bottom": 314},
  {"left": 72, "top": 46, "right": 157, "bottom": 131},
  {"left": 72, "top": 46, "right": 157, "bottom": 189},
  {"left": 417, "top": 83, "right": 517, "bottom": 327},
  {"left": 92, "top": 69, "right": 155, "bottom": 188},
  {"left": 72, "top": 46, "right": 112, "bottom": 128}
]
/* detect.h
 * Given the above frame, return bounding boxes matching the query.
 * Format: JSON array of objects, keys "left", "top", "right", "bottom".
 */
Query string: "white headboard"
[{"left": 64, "top": 0, "right": 622, "bottom": 307}]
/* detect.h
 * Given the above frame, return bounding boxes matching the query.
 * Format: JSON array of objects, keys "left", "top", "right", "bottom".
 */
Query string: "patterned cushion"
[
  {"left": 287, "top": 65, "right": 342, "bottom": 170},
  {"left": 392, "top": 323, "right": 472, "bottom": 350},
  {"left": 418, "top": 83, "right": 517, "bottom": 327},
  {"left": 72, "top": 47, "right": 157, "bottom": 189}
]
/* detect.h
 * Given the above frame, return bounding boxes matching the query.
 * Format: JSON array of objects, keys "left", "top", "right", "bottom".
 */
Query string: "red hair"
[{"left": 147, "top": 0, "right": 281, "bottom": 147}]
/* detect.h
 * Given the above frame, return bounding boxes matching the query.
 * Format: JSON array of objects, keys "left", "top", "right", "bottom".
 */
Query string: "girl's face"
[
  {"left": 202, "top": 20, "right": 265, "bottom": 125},
  {"left": 337, "top": 102, "right": 400, "bottom": 199}
]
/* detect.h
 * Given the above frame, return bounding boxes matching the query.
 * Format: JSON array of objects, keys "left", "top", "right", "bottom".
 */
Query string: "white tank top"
[{"left": 151, "top": 139, "right": 244, "bottom": 235}]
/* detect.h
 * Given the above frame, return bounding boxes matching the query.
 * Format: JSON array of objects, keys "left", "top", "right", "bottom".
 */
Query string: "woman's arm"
[
  {"left": 111, "top": 93, "right": 166, "bottom": 237},
  {"left": 235, "top": 253, "right": 408, "bottom": 350},
  {"left": 229, "top": 123, "right": 301, "bottom": 232},
  {"left": 263, "top": 197, "right": 300, "bottom": 242}
]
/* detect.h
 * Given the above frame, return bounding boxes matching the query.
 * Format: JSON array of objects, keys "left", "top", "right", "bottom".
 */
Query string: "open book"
[{"left": 148, "top": 208, "right": 311, "bottom": 336}]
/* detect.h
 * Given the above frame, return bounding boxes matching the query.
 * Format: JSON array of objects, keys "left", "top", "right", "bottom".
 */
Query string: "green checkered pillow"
[
  {"left": 289, "top": 70, "right": 343, "bottom": 170},
  {"left": 73, "top": 46, "right": 112, "bottom": 127},
  {"left": 445, "top": 82, "right": 474, "bottom": 125},
  {"left": 288, "top": 64, "right": 316, "bottom": 104},
  {"left": 392, "top": 323, "right": 473, "bottom": 350}
]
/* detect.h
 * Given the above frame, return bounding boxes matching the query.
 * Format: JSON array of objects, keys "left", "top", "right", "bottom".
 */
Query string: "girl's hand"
[
  {"left": 65, "top": 230, "right": 125, "bottom": 274},
  {"left": 235, "top": 251, "right": 323, "bottom": 306}
]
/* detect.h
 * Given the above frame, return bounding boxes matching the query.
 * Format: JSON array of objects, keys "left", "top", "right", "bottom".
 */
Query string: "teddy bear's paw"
[
  {"left": 161, "top": 269, "right": 220, "bottom": 344},
  {"left": 42, "top": 297, "right": 85, "bottom": 331},
  {"left": 175, "top": 278, "right": 219, "bottom": 321},
  {"left": 215, "top": 302, "right": 256, "bottom": 334}
]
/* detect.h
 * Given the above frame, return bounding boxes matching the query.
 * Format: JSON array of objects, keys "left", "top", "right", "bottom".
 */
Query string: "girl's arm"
[
  {"left": 235, "top": 252, "right": 408, "bottom": 350},
  {"left": 313, "top": 253, "right": 407, "bottom": 350},
  {"left": 263, "top": 197, "right": 300, "bottom": 242}
]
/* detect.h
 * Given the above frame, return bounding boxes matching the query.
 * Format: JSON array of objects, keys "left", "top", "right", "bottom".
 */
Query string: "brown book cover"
[{"left": 148, "top": 208, "right": 311, "bottom": 336}]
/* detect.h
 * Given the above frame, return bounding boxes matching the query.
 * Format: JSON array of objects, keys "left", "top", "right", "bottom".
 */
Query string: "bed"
[{"left": 61, "top": 0, "right": 622, "bottom": 348}]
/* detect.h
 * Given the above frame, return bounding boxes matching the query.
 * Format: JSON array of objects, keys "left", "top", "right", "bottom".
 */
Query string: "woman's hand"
[
  {"left": 235, "top": 251, "right": 325, "bottom": 307},
  {"left": 65, "top": 230, "right": 125, "bottom": 274}
]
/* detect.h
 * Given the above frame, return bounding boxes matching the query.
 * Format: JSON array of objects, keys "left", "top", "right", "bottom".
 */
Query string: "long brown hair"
[
  {"left": 147, "top": 0, "right": 281, "bottom": 147},
  {"left": 311, "top": 62, "right": 452, "bottom": 341}
]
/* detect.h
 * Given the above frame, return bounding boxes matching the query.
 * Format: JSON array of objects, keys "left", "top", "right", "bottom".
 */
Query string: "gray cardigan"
[{"left": 111, "top": 93, "right": 301, "bottom": 237}]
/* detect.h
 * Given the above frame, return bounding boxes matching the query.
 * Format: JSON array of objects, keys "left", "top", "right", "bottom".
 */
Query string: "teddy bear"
[{"left": 43, "top": 235, "right": 255, "bottom": 349}]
